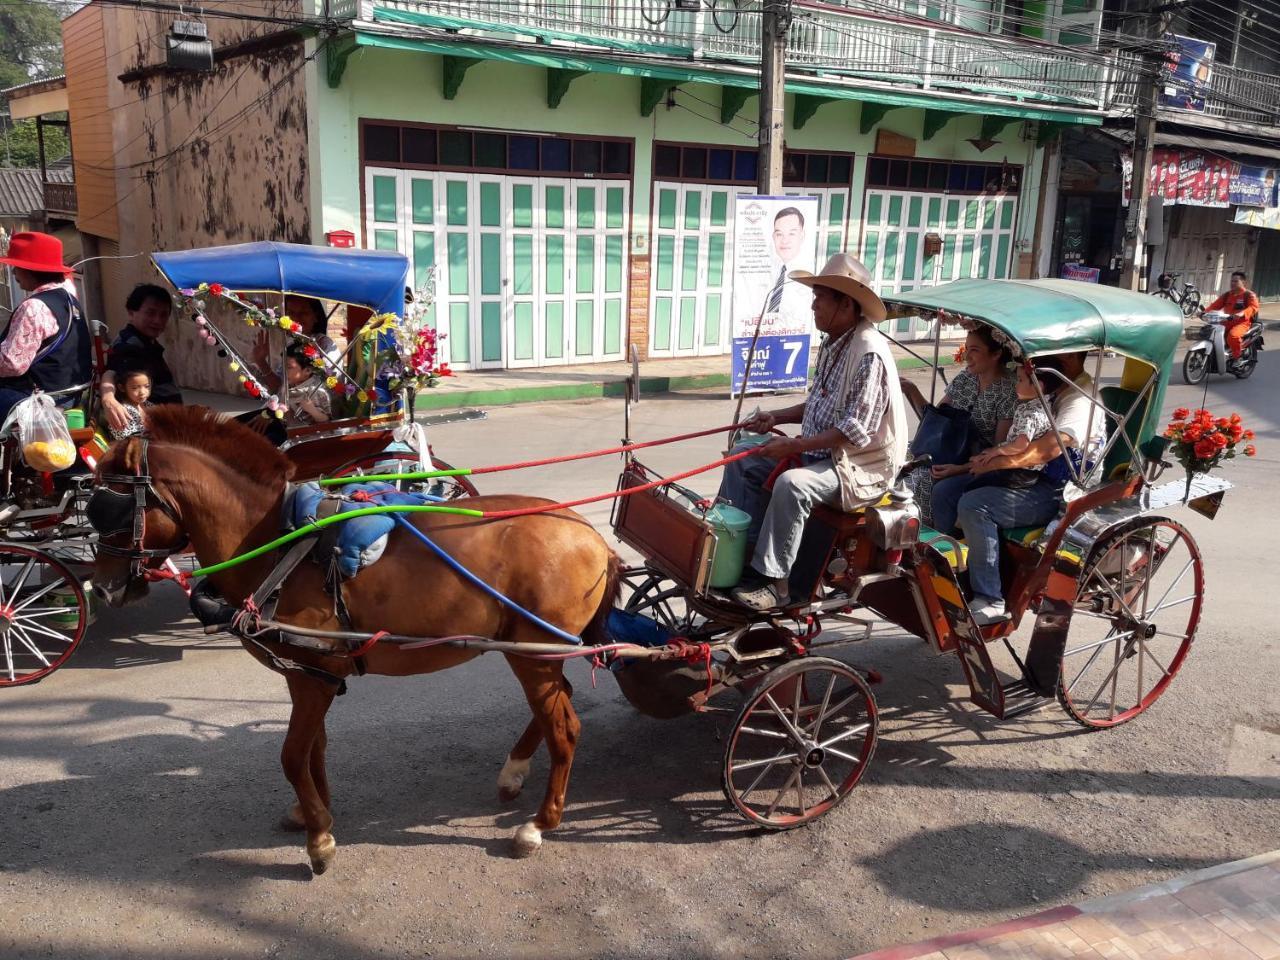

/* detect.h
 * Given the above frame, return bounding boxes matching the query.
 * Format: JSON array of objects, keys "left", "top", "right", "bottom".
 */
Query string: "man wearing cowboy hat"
[
  {"left": 0, "top": 232, "right": 92, "bottom": 421},
  {"left": 720, "top": 253, "right": 908, "bottom": 611}
]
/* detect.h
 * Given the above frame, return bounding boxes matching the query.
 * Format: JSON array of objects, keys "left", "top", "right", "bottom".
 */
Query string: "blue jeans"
[
  {"left": 955, "top": 478, "right": 1062, "bottom": 601},
  {"left": 717, "top": 445, "right": 842, "bottom": 580},
  {"left": 930, "top": 472, "right": 981, "bottom": 536}
]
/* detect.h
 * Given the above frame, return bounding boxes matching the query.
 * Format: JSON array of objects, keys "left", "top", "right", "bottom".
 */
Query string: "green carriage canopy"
[
  {"left": 886, "top": 279, "right": 1185, "bottom": 474},
  {"left": 885, "top": 279, "right": 1184, "bottom": 368}
]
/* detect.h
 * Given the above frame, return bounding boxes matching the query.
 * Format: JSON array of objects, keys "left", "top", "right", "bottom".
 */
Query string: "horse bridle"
[{"left": 87, "top": 438, "right": 189, "bottom": 579}]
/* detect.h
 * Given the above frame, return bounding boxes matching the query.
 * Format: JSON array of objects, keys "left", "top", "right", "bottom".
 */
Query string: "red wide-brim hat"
[{"left": 0, "top": 232, "right": 75, "bottom": 275}]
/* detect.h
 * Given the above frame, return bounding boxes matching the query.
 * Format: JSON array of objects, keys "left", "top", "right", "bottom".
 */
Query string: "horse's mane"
[{"left": 142, "top": 404, "right": 292, "bottom": 488}]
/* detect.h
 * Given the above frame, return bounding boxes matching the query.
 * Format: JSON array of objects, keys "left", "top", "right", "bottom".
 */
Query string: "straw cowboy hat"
[
  {"left": 789, "top": 253, "right": 886, "bottom": 323},
  {"left": 0, "top": 232, "right": 75, "bottom": 276}
]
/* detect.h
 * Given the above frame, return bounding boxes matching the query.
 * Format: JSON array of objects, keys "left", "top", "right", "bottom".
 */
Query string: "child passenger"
[{"left": 107, "top": 368, "right": 152, "bottom": 440}]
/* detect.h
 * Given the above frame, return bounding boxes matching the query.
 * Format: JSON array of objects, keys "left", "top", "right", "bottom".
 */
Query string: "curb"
[
  {"left": 845, "top": 849, "right": 1280, "bottom": 960},
  {"left": 414, "top": 354, "right": 957, "bottom": 412}
]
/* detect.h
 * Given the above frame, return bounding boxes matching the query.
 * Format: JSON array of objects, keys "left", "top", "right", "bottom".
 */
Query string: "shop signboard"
[
  {"left": 1160, "top": 34, "right": 1216, "bottom": 112},
  {"left": 731, "top": 194, "right": 820, "bottom": 395},
  {"left": 1123, "top": 150, "right": 1231, "bottom": 207},
  {"left": 1234, "top": 206, "right": 1280, "bottom": 230},
  {"left": 1061, "top": 264, "right": 1101, "bottom": 283}
]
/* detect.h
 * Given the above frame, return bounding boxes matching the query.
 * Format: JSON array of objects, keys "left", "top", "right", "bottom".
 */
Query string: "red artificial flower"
[
  {"left": 209, "top": 283, "right": 225, "bottom": 296},
  {"left": 1193, "top": 438, "right": 1217, "bottom": 459},
  {"left": 1211, "top": 432, "right": 1228, "bottom": 449},
  {"left": 304, "top": 345, "right": 319, "bottom": 359},
  {"left": 1245, "top": 429, "right": 1256, "bottom": 440},
  {"left": 1172, "top": 407, "right": 1190, "bottom": 421},
  {"left": 1183, "top": 424, "right": 1203, "bottom": 442},
  {"left": 1230, "top": 412, "right": 1242, "bottom": 424},
  {"left": 1228, "top": 424, "right": 1244, "bottom": 442},
  {"left": 1216, "top": 417, "right": 1231, "bottom": 429},
  {"left": 1245, "top": 445, "right": 1257, "bottom": 457}
]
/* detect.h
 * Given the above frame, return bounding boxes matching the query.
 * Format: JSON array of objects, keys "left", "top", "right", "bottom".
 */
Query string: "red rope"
[
  {"left": 469, "top": 423, "right": 739, "bottom": 475},
  {"left": 480, "top": 449, "right": 754, "bottom": 521},
  {"left": 349, "top": 630, "right": 387, "bottom": 660}
]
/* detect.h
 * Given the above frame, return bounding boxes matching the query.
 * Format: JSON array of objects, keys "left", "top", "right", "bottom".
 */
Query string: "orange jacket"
[{"left": 1206, "top": 288, "right": 1260, "bottom": 323}]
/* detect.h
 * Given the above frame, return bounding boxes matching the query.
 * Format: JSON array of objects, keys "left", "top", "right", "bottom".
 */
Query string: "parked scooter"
[{"left": 1182, "top": 309, "right": 1264, "bottom": 385}]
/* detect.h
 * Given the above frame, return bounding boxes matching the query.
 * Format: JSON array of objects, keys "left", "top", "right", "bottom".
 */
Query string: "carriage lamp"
[{"left": 866, "top": 489, "right": 921, "bottom": 553}]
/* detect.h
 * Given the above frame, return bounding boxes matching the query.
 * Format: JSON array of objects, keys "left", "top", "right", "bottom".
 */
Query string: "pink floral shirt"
[{"left": 0, "top": 279, "right": 77, "bottom": 378}]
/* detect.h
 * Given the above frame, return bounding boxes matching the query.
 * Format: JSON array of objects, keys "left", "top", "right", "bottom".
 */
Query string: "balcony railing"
[
  {"left": 43, "top": 180, "right": 77, "bottom": 217},
  {"left": 331, "top": 0, "right": 1108, "bottom": 108},
  {"left": 1107, "top": 49, "right": 1280, "bottom": 127}
]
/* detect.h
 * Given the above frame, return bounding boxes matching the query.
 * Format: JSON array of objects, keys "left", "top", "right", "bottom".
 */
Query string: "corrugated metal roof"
[
  {"left": 0, "top": 167, "right": 73, "bottom": 217},
  {"left": 0, "top": 75, "right": 67, "bottom": 98}
]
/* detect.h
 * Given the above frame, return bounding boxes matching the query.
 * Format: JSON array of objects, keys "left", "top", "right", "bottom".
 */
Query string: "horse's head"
[{"left": 88, "top": 436, "right": 189, "bottom": 607}]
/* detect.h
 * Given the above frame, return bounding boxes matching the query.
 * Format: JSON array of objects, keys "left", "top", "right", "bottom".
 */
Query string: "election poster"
[
  {"left": 731, "top": 194, "right": 821, "bottom": 395},
  {"left": 1061, "top": 264, "right": 1101, "bottom": 283},
  {"left": 1160, "top": 34, "right": 1215, "bottom": 112}
]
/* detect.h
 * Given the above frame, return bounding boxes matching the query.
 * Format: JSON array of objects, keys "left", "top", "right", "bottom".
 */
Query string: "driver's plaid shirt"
[{"left": 800, "top": 329, "right": 889, "bottom": 461}]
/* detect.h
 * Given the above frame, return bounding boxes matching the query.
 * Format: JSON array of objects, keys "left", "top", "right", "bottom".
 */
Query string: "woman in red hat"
[{"left": 0, "top": 232, "right": 92, "bottom": 420}]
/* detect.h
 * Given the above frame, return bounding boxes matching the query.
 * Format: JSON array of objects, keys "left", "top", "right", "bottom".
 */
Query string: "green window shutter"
[
  {"left": 411, "top": 179, "right": 433, "bottom": 225},
  {"left": 373, "top": 175, "right": 397, "bottom": 223},
  {"left": 446, "top": 181, "right": 468, "bottom": 226}
]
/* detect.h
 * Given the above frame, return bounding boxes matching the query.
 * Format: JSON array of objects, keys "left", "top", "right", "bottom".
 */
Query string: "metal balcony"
[
  {"left": 1108, "top": 49, "right": 1280, "bottom": 128},
  {"left": 42, "top": 180, "right": 77, "bottom": 218},
  {"left": 328, "top": 0, "right": 1109, "bottom": 109}
]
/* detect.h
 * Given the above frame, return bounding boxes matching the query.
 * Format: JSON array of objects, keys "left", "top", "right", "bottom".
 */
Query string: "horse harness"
[
  {"left": 87, "top": 442, "right": 364, "bottom": 692},
  {"left": 88, "top": 438, "right": 189, "bottom": 581}
]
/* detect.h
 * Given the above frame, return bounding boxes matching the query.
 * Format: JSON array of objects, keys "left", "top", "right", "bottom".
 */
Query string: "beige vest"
[{"left": 830, "top": 320, "right": 909, "bottom": 511}]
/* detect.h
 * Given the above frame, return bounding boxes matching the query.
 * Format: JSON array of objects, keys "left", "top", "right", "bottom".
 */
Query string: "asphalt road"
[{"left": 2, "top": 353, "right": 1277, "bottom": 960}]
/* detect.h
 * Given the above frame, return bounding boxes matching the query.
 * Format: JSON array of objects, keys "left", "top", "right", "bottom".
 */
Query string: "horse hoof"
[
  {"left": 308, "top": 834, "right": 337, "bottom": 875},
  {"left": 279, "top": 803, "right": 306, "bottom": 832},
  {"left": 511, "top": 821, "right": 543, "bottom": 859},
  {"left": 497, "top": 755, "right": 531, "bottom": 804}
]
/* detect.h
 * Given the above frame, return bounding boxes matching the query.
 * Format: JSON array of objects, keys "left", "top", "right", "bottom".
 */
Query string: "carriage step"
[{"left": 999, "top": 678, "right": 1053, "bottom": 719}]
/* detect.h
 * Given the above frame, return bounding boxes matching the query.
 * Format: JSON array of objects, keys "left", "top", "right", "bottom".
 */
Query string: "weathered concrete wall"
[{"left": 100, "top": 1, "right": 311, "bottom": 393}]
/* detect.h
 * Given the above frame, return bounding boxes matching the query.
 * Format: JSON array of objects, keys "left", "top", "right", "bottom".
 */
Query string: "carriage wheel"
[
  {"left": 722, "top": 657, "right": 877, "bottom": 829},
  {"left": 329, "top": 452, "right": 478, "bottom": 500},
  {"left": 1058, "top": 518, "right": 1202, "bottom": 729},
  {"left": 622, "top": 570, "right": 706, "bottom": 636},
  {"left": 0, "top": 544, "right": 88, "bottom": 688}
]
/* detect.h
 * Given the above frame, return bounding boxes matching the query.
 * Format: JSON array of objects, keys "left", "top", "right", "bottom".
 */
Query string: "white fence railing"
[
  {"left": 328, "top": 0, "right": 1109, "bottom": 107},
  {"left": 1107, "top": 48, "right": 1280, "bottom": 127}
]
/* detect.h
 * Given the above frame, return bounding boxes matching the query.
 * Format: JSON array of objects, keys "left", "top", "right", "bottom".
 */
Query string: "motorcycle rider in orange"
[{"left": 1205, "top": 270, "right": 1260, "bottom": 360}]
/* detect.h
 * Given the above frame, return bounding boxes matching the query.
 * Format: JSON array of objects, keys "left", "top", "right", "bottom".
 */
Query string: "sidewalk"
[
  {"left": 414, "top": 338, "right": 960, "bottom": 412},
  {"left": 849, "top": 850, "right": 1280, "bottom": 960}
]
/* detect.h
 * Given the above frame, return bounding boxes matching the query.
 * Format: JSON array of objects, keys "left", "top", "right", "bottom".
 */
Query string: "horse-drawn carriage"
[
  {"left": 0, "top": 242, "right": 469, "bottom": 687},
  {"left": 607, "top": 279, "right": 1227, "bottom": 828}
]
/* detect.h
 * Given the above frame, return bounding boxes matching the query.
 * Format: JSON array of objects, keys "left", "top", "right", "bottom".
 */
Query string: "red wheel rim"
[
  {"left": 1059, "top": 519, "right": 1202, "bottom": 728},
  {"left": 723, "top": 659, "right": 877, "bottom": 828},
  {"left": 0, "top": 545, "right": 88, "bottom": 687}
]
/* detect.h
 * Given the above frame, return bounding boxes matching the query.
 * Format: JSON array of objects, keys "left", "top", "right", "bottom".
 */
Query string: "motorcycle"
[{"left": 1182, "top": 309, "right": 1264, "bottom": 385}]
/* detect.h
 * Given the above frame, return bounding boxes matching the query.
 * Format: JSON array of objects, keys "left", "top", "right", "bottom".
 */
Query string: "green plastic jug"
[{"left": 705, "top": 503, "right": 753, "bottom": 588}]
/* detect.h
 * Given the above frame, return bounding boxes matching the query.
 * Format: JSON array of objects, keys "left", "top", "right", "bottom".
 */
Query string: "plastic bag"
[{"left": 13, "top": 393, "right": 77, "bottom": 471}]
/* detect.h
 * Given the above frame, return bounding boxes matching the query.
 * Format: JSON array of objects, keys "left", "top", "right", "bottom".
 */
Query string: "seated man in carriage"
[{"left": 718, "top": 254, "right": 909, "bottom": 611}]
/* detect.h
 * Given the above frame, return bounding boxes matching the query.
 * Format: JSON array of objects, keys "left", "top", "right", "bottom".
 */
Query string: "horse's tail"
[{"left": 581, "top": 549, "right": 623, "bottom": 649}]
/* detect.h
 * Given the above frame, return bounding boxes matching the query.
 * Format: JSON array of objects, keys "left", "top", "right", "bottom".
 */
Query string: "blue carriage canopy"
[{"left": 151, "top": 241, "right": 411, "bottom": 318}]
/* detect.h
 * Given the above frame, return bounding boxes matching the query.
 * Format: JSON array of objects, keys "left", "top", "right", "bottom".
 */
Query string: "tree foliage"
[
  {"left": 0, "top": 118, "right": 70, "bottom": 169},
  {"left": 0, "top": 0, "right": 74, "bottom": 93}
]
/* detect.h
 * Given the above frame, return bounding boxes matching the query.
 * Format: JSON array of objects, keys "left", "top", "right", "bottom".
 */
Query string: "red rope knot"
[
  {"left": 589, "top": 651, "right": 608, "bottom": 689},
  {"left": 349, "top": 629, "right": 387, "bottom": 660},
  {"left": 351, "top": 490, "right": 374, "bottom": 503},
  {"left": 694, "top": 497, "right": 715, "bottom": 511},
  {"left": 671, "top": 639, "right": 715, "bottom": 699}
]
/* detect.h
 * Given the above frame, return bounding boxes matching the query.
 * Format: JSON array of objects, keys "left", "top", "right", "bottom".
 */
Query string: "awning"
[
  {"left": 353, "top": 23, "right": 1104, "bottom": 125},
  {"left": 2, "top": 75, "right": 68, "bottom": 121},
  {"left": 1103, "top": 125, "right": 1280, "bottom": 165}
]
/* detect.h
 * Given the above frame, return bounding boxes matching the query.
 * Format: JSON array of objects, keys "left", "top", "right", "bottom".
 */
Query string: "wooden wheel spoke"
[
  {"left": 766, "top": 765, "right": 802, "bottom": 820},
  {"left": 13, "top": 616, "right": 75, "bottom": 645},
  {"left": 814, "top": 763, "right": 841, "bottom": 802},
  {"left": 1140, "top": 641, "right": 1171, "bottom": 680},
  {"left": 738, "top": 725, "right": 790, "bottom": 741},
  {"left": 1064, "top": 629, "right": 1134, "bottom": 659},
  {"left": 795, "top": 769, "right": 807, "bottom": 819},
  {"left": 738, "top": 750, "right": 791, "bottom": 804},
  {"left": 1144, "top": 557, "right": 1195, "bottom": 619},
  {"left": 8, "top": 625, "right": 52, "bottom": 667},
  {"left": 1081, "top": 640, "right": 1131, "bottom": 717},
  {"left": 818, "top": 722, "right": 871, "bottom": 748},
  {"left": 3, "top": 632, "right": 14, "bottom": 682},
  {"left": 11, "top": 577, "right": 65, "bottom": 615},
  {"left": 824, "top": 745, "right": 865, "bottom": 764},
  {"left": 808, "top": 674, "right": 837, "bottom": 740},
  {"left": 763, "top": 693, "right": 808, "bottom": 748},
  {"left": 732, "top": 749, "right": 801, "bottom": 774}
]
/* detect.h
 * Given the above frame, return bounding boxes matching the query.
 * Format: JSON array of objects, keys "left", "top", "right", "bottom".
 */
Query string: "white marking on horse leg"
[
  {"left": 497, "top": 753, "right": 531, "bottom": 798},
  {"left": 512, "top": 820, "right": 543, "bottom": 858}
]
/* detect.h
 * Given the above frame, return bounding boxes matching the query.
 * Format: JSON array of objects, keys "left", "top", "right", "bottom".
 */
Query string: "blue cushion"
[{"left": 286, "top": 481, "right": 437, "bottom": 578}]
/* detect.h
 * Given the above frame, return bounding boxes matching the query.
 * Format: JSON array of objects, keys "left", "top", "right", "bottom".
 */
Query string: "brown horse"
[{"left": 90, "top": 406, "right": 620, "bottom": 873}]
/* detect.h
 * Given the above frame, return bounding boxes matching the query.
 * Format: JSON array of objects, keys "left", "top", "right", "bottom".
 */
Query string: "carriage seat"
[{"left": 915, "top": 524, "right": 1044, "bottom": 570}]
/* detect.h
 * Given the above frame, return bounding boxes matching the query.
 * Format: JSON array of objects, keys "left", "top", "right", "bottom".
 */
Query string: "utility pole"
[
  {"left": 757, "top": 0, "right": 791, "bottom": 194},
  {"left": 1119, "top": 1, "right": 1172, "bottom": 291}
]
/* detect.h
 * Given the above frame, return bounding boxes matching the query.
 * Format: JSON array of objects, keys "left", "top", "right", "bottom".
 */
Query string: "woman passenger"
[{"left": 900, "top": 325, "right": 1017, "bottom": 527}]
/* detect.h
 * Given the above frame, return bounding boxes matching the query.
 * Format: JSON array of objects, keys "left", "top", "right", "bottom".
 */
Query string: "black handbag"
[{"left": 909, "top": 403, "right": 979, "bottom": 467}]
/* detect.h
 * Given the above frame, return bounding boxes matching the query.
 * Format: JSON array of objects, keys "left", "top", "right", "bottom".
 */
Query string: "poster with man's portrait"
[{"left": 730, "top": 195, "right": 820, "bottom": 395}]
